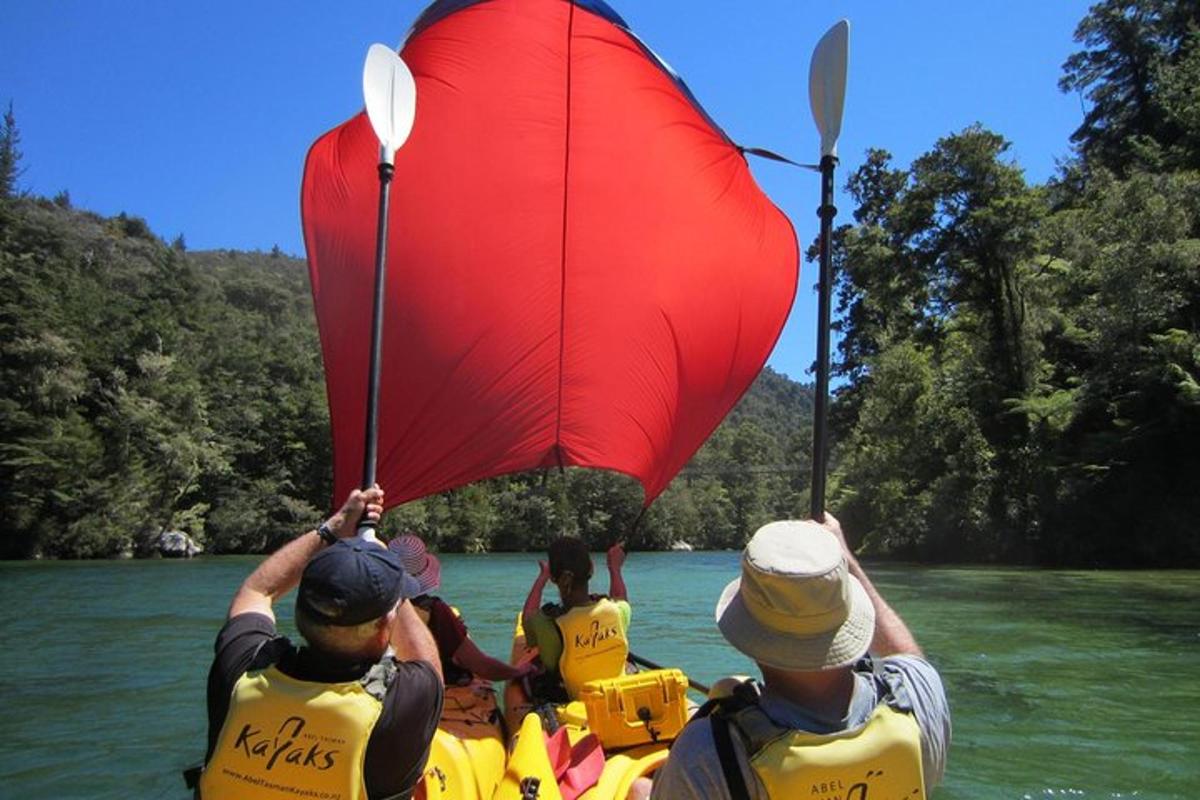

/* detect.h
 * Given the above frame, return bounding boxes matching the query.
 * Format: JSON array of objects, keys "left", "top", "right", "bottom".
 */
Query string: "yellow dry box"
[{"left": 580, "top": 669, "right": 690, "bottom": 749}]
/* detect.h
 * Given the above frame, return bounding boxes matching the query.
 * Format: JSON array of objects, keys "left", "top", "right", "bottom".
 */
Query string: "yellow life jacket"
[
  {"left": 199, "top": 665, "right": 384, "bottom": 800},
  {"left": 716, "top": 673, "right": 925, "bottom": 800},
  {"left": 553, "top": 598, "right": 629, "bottom": 699}
]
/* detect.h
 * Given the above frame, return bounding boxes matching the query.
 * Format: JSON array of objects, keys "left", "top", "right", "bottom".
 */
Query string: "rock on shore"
[{"left": 158, "top": 531, "right": 203, "bottom": 558}]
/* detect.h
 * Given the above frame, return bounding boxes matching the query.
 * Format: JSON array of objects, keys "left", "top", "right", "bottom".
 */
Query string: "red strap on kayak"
[{"left": 544, "top": 729, "right": 605, "bottom": 800}]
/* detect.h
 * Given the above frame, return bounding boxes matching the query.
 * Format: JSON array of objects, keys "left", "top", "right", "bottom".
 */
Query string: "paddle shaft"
[
  {"left": 809, "top": 154, "right": 837, "bottom": 523},
  {"left": 628, "top": 651, "right": 710, "bottom": 696},
  {"left": 359, "top": 162, "right": 395, "bottom": 536}
]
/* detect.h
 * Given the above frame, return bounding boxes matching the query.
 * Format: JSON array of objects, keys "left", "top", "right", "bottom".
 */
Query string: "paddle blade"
[
  {"left": 808, "top": 20, "right": 849, "bottom": 158},
  {"left": 362, "top": 43, "right": 417, "bottom": 165}
]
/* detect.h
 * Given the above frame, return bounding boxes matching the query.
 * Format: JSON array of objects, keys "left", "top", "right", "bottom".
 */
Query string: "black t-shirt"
[
  {"left": 412, "top": 595, "right": 473, "bottom": 686},
  {"left": 205, "top": 613, "right": 443, "bottom": 800}
]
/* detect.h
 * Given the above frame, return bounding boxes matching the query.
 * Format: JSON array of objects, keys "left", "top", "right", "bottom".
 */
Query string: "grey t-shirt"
[{"left": 650, "top": 655, "right": 951, "bottom": 799}]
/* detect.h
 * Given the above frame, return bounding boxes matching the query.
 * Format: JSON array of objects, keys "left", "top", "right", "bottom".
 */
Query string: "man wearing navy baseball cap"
[{"left": 195, "top": 486, "right": 443, "bottom": 800}]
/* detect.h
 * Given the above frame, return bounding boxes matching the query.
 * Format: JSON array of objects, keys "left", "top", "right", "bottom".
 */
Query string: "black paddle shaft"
[
  {"left": 810, "top": 155, "right": 837, "bottom": 522},
  {"left": 359, "top": 161, "right": 395, "bottom": 534},
  {"left": 628, "top": 651, "right": 711, "bottom": 696}
]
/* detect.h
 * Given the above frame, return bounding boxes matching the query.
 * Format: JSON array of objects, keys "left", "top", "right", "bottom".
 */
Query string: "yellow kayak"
[
  {"left": 417, "top": 678, "right": 508, "bottom": 800},
  {"left": 495, "top": 617, "right": 690, "bottom": 800}
]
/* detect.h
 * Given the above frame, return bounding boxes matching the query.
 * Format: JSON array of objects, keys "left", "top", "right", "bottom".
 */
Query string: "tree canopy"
[{"left": 827, "top": 0, "right": 1200, "bottom": 565}]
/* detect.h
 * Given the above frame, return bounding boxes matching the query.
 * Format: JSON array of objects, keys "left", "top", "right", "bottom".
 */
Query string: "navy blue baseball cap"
[{"left": 296, "top": 538, "right": 421, "bottom": 626}]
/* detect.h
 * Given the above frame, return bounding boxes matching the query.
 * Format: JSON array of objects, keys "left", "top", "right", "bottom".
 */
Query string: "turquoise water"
[{"left": 0, "top": 554, "right": 1197, "bottom": 798}]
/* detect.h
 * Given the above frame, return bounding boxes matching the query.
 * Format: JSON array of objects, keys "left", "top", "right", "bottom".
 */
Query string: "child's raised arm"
[
  {"left": 522, "top": 559, "right": 552, "bottom": 623},
  {"left": 606, "top": 542, "right": 628, "bottom": 601}
]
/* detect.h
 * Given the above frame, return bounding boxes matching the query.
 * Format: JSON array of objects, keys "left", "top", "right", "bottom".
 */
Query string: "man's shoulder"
[
  {"left": 880, "top": 653, "right": 943, "bottom": 677},
  {"left": 876, "top": 654, "right": 952, "bottom": 790},
  {"left": 671, "top": 713, "right": 718, "bottom": 755},
  {"left": 651, "top": 715, "right": 745, "bottom": 800},
  {"left": 381, "top": 658, "right": 443, "bottom": 703},
  {"left": 213, "top": 612, "right": 290, "bottom": 680},
  {"left": 365, "top": 659, "right": 445, "bottom": 798},
  {"left": 215, "top": 612, "right": 278, "bottom": 651},
  {"left": 373, "top": 660, "right": 444, "bottom": 751},
  {"left": 877, "top": 655, "right": 948, "bottom": 708}
]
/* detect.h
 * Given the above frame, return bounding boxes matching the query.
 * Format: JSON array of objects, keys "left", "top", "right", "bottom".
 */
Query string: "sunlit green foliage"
[
  {"left": 1060, "top": 0, "right": 1200, "bottom": 173},
  {"left": 0, "top": 199, "right": 328, "bottom": 558}
]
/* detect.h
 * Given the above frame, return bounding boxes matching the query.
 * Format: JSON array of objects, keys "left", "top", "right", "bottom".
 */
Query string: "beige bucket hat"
[{"left": 715, "top": 520, "right": 875, "bottom": 671}]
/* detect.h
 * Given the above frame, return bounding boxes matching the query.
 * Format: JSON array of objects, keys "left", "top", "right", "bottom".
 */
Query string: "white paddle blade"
[
  {"left": 808, "top": 20, "right": 849, "bottom": 158},
  {"left": 362, "top": 44, "right": 417, "bottom": 165}
]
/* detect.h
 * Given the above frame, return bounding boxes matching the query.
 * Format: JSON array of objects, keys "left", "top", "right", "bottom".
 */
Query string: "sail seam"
[{"left": 553, "top": 0, "right": 576, "bottom": 470}]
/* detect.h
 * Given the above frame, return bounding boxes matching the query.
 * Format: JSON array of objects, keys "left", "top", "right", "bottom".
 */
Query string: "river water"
[{"left": 0, "top": 553, "right": 1196, "bottom": 798}]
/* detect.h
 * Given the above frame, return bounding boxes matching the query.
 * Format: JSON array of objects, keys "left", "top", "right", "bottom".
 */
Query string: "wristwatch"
[{"left": 317, "top": 522, "right": 339, "bottom": 546}]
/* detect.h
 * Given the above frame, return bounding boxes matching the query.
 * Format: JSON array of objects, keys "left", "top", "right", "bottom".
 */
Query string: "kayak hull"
[
  {"left": 497, "top": 617, "right": 676, "bottom": 800},
  {"left": 419, "top": 680, "right": 507, "bottom": 800}
]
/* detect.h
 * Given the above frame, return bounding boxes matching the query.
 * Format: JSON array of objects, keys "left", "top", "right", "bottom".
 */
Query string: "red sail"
[{"left": 301, "top": 0, "right": 798, "bottom": 508}]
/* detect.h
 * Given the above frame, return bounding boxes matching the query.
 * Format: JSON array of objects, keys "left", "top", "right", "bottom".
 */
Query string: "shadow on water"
[{"left": 0, "top": 555, "right": 1197, "bottom": 798}]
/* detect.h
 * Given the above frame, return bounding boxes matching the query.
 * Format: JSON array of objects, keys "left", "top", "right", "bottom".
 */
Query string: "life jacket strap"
[{"left": 711, "top": 714, "right": 752, "bottom": 800}]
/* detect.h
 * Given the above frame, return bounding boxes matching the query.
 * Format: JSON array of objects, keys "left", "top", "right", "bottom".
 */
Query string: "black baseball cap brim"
[{"left": 296, "top": 537, "right": 421, "bottom": 626}]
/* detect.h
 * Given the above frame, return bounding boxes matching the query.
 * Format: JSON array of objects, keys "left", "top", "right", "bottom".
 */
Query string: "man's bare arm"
[
  {"left": 227, "top": 486, "right": 384, "bottom": 621},
  {"left": 389, "top": 599, "right": 443, "bottom": 682},
  {"left": 820, "top": 513, "right": 922, "bottom": 657}
]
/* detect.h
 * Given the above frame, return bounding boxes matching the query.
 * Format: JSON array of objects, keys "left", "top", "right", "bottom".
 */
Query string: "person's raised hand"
[
  {"left": 536, "top": 560, "right": 551, "bottom": 583},
  {"left": 327, "top": 484, "right": 385, "bottom": 538},
  {"left": 817, "top": 511, "right": 848, "bottom": 551},
  {"left": 607, "top": 541, "right": 626, "bottom": 570}
]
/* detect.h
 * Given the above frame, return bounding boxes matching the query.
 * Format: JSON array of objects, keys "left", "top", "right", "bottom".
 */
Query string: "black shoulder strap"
[{"left": 711, "top": 713, "right": 752, "bottom": 800}]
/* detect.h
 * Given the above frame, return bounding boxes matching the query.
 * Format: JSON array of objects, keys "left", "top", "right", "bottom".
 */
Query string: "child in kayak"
[
  {"left": 390, "top": 533, "right": 538, "bottom": 685},
  {"left": 521, "top": 537, "right": 631, "bottom": 701}
]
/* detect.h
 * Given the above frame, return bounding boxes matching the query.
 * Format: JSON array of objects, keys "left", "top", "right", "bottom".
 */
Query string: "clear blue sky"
[{"left": 2, "top": 0, "right": 1093, "bottom": 382}]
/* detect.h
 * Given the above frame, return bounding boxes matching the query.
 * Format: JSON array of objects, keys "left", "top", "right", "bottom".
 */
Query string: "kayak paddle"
[
  {"left": 359, "top": 44, "right": 417, "bottom": 540},
  {"left": 807, "top": 21, "right": 849, "bottom": 523},
  {"left": 628, "top": 651, "right": 711, "bottom": 696}
]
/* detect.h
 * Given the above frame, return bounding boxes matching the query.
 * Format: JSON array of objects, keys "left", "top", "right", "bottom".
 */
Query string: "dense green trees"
[
  {"left": 828, "top": 0, "right": 1200, "bottom": 565},
  {"left": 1060, "top": 0, "right": 1200, "bottom": 173},
  {"left": 0, "top": 198, "right": 331, "bottom": 558}
]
